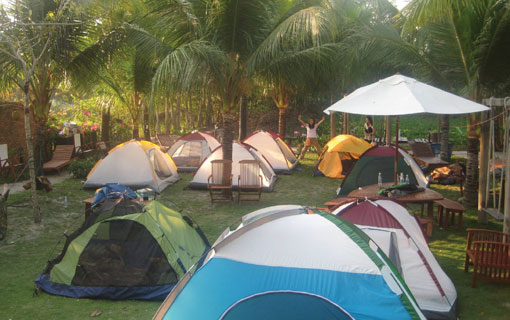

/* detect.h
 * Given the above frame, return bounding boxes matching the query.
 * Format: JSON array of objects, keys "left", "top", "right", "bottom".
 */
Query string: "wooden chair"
[
  {"left": 238, "top": 160, "right": 262, "bottom": 203},
  {"left": 207, "top": 160, "right": 233, "bottom": 203},
  {"left": 435, "top": 198, "right": 465, "bottom": 230},
  {"left": 409, "top": 141, "right": 448, "bottom": 170},
  {"left": 43, "top": 145, "right": 75, "bottom": 175},
  {"left": 464, "top": 229, "right": 510, "bottom": 288},
  {"left": 0, "top": 144, "right": 17, "bottom": 180},
  {"left": 156, "top": 134, "right": 180, "bottom": 152}
]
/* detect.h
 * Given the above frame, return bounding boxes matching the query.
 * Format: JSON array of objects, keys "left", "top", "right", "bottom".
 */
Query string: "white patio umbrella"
[{"left": 324, "top": 74, "right": 489, "bottom": 184}]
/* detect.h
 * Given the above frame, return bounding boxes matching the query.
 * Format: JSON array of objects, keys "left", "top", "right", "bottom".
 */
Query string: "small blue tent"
[{"left": 153, "top": 205, "right": 425, "bottom": 320}]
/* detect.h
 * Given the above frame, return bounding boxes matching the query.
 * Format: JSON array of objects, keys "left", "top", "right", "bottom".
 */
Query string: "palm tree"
[
  {"left": 148, "top": 0, "right": 338, "bottom": 159},
  {"left": 341, "top": 0, "right": 510, "bottom": 210},
  {"left": 0, "top": 0, "right": 85, "bottom": 223}
]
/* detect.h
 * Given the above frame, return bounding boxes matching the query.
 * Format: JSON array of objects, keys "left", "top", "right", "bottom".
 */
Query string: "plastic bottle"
[
  {"left": 64, "top": 196, "right": 68, "bottom": 208},
  {"left": 400, "top": 172, "right": 404, "bottom": 184},
  {"left": 405, "top": 174, "right": 410, "bottom": 184},
  {"left": 378, "top": 172, "right": 383, "bottom": 188}
]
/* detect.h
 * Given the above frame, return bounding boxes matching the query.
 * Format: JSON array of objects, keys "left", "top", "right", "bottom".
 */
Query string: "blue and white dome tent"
[{"left": 153, "top": 205, "right": 426, "bottom": 320}]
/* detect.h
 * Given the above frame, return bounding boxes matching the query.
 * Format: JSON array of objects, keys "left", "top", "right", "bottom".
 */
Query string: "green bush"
[{"left": 68, "top": 157, "right": 99, "bottom": 179}]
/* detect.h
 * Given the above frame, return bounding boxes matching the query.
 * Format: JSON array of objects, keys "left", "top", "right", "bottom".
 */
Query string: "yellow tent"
[{"left": 315, "top": 135, "right": 372, "bottom": 178}]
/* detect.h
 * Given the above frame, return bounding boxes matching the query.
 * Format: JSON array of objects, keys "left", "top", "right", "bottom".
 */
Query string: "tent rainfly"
[
  {"left": 153, "top": 205, "right": 425, "bottom": 320},
  {"left": 35, "top": 199, "right": 209, "bottom": 300},
  {"left": 333, "top": 199, "right": 457, "bottom": 320},
  {"left": 84, "top": 140, "right": 179, "bottom": 193},
  {"left": 189, "top": 142, "right": 277, "bottom": 192},
  {"left": 314, "top": 135, "right": 372, "bottom": 178},
  {"left": 337, "top": 146, "right": 428, "bottom": 197},
  {"left": 167, "top": 132, "right": 220, "bottom": 172},
  {"left": 243, "top": 131, "right": 298, "bottom": 173}
]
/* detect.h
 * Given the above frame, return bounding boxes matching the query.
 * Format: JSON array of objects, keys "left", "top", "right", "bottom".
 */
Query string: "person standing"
[
  {"left": 364, "top": 116, "right": 375, "bottom": 142},
  {"left": 298, "top": 115, "right": 326, "bottom": 160}
]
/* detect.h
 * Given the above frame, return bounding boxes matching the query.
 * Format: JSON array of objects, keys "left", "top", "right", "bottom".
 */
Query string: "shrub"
[{"left": 68, "top": 157, "right": 98, "bottom": 179}]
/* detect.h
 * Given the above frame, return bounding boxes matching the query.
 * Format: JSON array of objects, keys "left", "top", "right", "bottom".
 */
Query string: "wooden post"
[
  {"left": 504, "top": 109, "right": 510, "bottom": 234},
  {"left": 385, "top": 116, "right": 391, "bottom": 146},
  {"left": 330, "top": 111, "right": 336, "bottom": 139},
  {"left": 478, "top": 111, "right": 489, "bottom": 223},
  {"left": 0, "top": 185, "right": 9, "bottom": 240},
  {"left": 343, "top": 113, "right": 349, "bottom": 134}
]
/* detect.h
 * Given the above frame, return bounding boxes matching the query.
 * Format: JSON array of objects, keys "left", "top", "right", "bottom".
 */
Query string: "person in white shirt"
[{"left": 298, "top": 115, "right": 326, "bottom": 160}]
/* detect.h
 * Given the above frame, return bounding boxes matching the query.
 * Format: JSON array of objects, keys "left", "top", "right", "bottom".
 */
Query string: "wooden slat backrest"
[
  {"left": 239, "top": 160, "right": 261, "bottom": 187},
  {"left": 51, "top": 145, "right": 74, "bottom": 161},
  {"left": 211, "top": 160, "right": 232, "bottom": 186},
  {"left": 467, "top": 229, "right": 510, "bottom": 251},
  {"left": 409, "top": 142, "right": 436, "bottom": 158}
]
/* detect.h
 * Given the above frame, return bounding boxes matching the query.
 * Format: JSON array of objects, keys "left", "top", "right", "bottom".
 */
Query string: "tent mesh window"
[
  {"left": 42, "top": 199, "right": 144, "bottom": 275},
  {"left": 149, "top": 149, "right": 174, "bottom": 178},
  {"left": 72, "top": 220, "right": 177, "bottom": 287},
  {"left": 172, "top": 141, "right": 203, "bottom": 167}
]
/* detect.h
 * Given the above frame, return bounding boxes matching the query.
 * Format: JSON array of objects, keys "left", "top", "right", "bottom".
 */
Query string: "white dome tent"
[
  {"left": 167, "top": 131, "right": 220, "bottom": 172},
  {"left": 243, "top": 131, "right": 297, "bottom": 173},
  {"left": 84, "top": 140, "right": 179, "bottom": 193},
  {"left": 189, "top": 142, "right": 277, "bottom": 192},
  {"left": 333, "top": 199, "right": 457, "bottom": 319}
]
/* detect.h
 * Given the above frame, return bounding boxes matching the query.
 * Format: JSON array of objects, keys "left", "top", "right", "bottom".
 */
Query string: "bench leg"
[
  {"left": 443, "top": 209, "right": 449, "bottom": 229},
  {"left": 437, "top": 206, "right": 443, "bottom": 225},
  {"left": 458, "top": 212, "right": 463, "bottom": 231},
  {"left": 427, "top": 202, "right": 434, "bottom": 219},
  {"left": 464, "top": 255, "right": 470, "bottom": 272}
]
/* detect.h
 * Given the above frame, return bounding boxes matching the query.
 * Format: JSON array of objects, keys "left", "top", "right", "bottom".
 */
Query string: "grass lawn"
[{"left": 1, "top": 154, "right": 509, "bottom": 319}]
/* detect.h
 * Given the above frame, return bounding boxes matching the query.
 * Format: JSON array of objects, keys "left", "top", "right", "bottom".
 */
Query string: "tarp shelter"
[
  {"left": 35, "top": 199, "right": 209, "bottom": 300},
  {"left": 314, "top": 135, "right": 372, "bottom": 178},
  {"left": 337, "top": 146, "right": 428, "bottom": 197},
  {"left": 153, "top": 205, "right": 425, "bottom": 320},
  {"left": 189, "top": 142, "right": 277, "bottom": 192},
  {"left": 333, "top": 200, "right": 457, "bottom": 319},
  {"left": 167, "top": 132, "right": 220, "bottom": 172},
  {"left": 84, "top": 140, "right": 179, "bottom": 193},
  {"left": 243, "top": 131, "right": 298, "bottom": 173}
]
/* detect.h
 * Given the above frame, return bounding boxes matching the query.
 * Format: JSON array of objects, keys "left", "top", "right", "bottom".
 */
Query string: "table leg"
[
  {"left": 427, "top": 202, "right": 434, "bottom": 219},
  {"left": 458, "top": 212, "right": 463, "bottom": 231}
]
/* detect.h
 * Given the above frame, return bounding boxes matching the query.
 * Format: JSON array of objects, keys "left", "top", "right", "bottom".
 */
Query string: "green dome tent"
[{"left": 35, "top": 199, "right": 209, "bottom": 300}]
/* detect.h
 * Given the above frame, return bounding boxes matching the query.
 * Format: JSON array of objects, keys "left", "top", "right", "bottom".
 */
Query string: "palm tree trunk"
[
  {"left": 174, "top": 95, "right": 181, "bottom": 132},
  {"left": 164, "top": 97, "right": 170, "bottom": 134},
  {"left": 478, "top": 111, "right": 489, "bottom": 223},
  {"left": 101, "top": 105, "right": 111, "bottom": 143},
  {"left": 239, "top": 97, "right": 247, "bottom": 140},
  {"left": 143, "top": 103, "right": 150, "bottom": 141},
  {"left": 222, "top": 112, "right": 236, "bottom": 160},
  {"left": 440, "top": 115, "right": 449, "bottom": 162},
  {"left": 278, "top": 107, "right": 288, "bottom": 138},
  {"left": 206, "top": 96, "right": 213, "bottom": 128},
  {"left": 23, "top": 81, "right": 41, "bottom": 223},
  {"left": 464, "top": 136, "right": 479, "bottom": 207}
]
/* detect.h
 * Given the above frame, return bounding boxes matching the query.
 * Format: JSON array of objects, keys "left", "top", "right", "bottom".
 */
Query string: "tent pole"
[{"left": 394, "top": 116, "right": 399, "bottom": 185}]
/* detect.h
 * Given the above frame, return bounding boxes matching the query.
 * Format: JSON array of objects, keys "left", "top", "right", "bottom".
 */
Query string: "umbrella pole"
[{"left": 394, "top": 116, "right": 399, "bottom": 185}]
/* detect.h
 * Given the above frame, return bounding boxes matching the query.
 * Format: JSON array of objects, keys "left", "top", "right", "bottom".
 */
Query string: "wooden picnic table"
[
  {"left": 325, "top": 183, "right": 444, "bottom": 218},
  {"left": 82, "top": 197, "right": 149, "bottom": 220}
]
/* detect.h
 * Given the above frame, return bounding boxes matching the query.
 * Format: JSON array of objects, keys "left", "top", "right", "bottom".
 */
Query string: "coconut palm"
[
  {"left": 0, "top": 0, "right": 86, "bottom": 223},
  {"left": 340, "top": 0, "right": 510, "bottom": 209},
  {"left": 147, "top": 0, "right": 341, "bottom": 159}
]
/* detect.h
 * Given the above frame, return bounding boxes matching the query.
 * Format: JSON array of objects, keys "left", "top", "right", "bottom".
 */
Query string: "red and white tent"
[
  {"left": 189, "top": 142, "right": 277, "bottom": 191},
  {"left": 333, "top": 199, "right": 457, "bottom": 320},
  {"left": 243, "top": 131, "right": 297, "bottom": 173},
  {"left": 167, "top": 131, "right": 220, "bottom": 172}
]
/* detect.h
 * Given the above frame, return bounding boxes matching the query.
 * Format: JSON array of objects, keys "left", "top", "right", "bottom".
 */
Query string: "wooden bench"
[
  {"left": 434, "top": 198, "right": 464, "bottom": 230},
  {"left": 464, "top": 229, "right": 510, "bottom": 288},
  {"left": 43, "top": 145, "right": 75, "bottom": 175}
]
